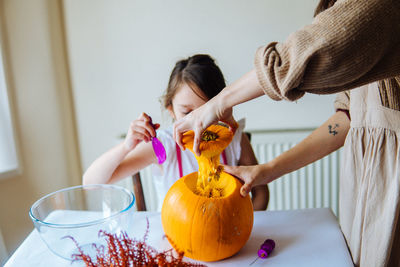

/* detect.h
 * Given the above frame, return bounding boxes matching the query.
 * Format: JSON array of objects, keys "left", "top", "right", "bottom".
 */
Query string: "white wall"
[
  {"left": 0, "top": 40, "right": 18, "bottom": 175},
  {"left": 63, "top": 0, "right": 336, "bottom": 170}
]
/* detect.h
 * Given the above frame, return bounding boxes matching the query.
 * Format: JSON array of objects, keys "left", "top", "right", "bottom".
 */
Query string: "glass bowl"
[{"left": 29, "top": 184, "right": 135, "bottom": 260}]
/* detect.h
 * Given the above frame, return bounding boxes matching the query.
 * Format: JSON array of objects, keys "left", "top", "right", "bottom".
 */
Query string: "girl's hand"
[
  {"left": 173, "top": 98, "right": 238, "bottom": 156},
  {"left": 223, "top": 164, "right": 268, "bottom": 197},
  {"left": 124, "top": 112, "right": 159, "bottom": 151}
]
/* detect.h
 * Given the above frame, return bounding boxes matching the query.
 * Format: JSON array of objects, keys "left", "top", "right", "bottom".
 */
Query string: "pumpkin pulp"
[{"left": 183, "top": 125, "right": 233, "bottom": 198}]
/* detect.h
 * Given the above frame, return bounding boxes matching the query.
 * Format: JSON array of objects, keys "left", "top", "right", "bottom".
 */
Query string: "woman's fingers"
[
  {"left": 173, "top": 101, "right": 236, "bottom": 155},
  {"left": 240, "top": 184, "right": 252, "bottom": 197},
  {"left": 221, "top": 113, "right": 239, "bottom": 134},
  {"left": 223, "top": 165, "right": 257, "bottom": 197},
  {"left": 175, "top": 119, "right": 206, "bottom": 156},
  {"left": 193, "top": 123, "right": 204, "bottom": 156},
  {"left": 173, "top": 119, "right": 186, "bottom": 150},
  {"left": 173, "top": 112, "right": 203, "bottom": 151},
  {"left": 223, "top": 165, "right": 240, "bottom": 177}
]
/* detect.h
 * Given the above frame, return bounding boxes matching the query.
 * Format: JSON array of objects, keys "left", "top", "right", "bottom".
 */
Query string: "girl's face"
[{"left": 169, "top": 83, "right": 208, "bottom": 120}]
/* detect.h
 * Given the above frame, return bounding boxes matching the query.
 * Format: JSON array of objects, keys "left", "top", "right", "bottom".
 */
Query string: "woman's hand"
[
  {"left": 173, "top": 97, "right": 238, "bottom": 156},
  {"left": 223, "top": 164, "right": 270, "bottom": 197},
  {"left": 124, "top": 112, "right": 159, "bottom": 151}
]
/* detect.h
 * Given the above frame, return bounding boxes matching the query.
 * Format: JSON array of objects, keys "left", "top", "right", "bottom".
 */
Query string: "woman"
[{"left": 173, "top": 0, "right": 400, "bottom": 266}]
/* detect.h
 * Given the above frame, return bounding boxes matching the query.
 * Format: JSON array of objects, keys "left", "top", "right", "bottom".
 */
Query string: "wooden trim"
[{"left": 132, "top": 173, "right": 147, "bottom": 211}]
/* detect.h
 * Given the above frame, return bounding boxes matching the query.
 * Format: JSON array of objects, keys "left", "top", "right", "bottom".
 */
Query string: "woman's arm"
[
  {"left": 83, "top": 113, "right": 158, "bottom": 185},
  {"left": 237, "top": 133, "right": 269, "bottom": 210},
  {"left": 255, "top": 0, "right": 400, "bottom": 101},
  {"left": 224, "top": 111, "right": 350, "bottom": 196}
]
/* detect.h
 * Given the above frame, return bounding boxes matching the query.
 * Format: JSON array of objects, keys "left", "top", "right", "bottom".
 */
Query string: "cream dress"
[{"left": 336, "top": 83, "right": 400, "bottom": 267}]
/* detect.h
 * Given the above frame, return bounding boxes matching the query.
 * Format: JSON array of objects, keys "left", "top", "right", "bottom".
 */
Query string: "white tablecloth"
[{"left": 5, "top": 208, "right": 353, "bottom": 266}]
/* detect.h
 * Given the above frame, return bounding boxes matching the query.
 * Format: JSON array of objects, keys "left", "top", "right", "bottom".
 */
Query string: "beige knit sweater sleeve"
[{"left": 254, "top": 0, "right": 400, "bottom": 102}]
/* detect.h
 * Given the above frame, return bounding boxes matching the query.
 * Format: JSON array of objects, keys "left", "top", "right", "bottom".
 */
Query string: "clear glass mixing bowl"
[{"left": 29, "top": 184, "right": 135, "bottom": 260}]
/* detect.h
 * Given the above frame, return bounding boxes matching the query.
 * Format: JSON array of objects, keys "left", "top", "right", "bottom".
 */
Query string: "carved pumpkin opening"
[{"left": 183, "top": 170, "right": 236, "bottom": 198}]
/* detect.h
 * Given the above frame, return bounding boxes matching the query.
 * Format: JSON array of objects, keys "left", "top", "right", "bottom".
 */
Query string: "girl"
[{"left": 83, "top": 54, "right": 269, "bottom": 211}]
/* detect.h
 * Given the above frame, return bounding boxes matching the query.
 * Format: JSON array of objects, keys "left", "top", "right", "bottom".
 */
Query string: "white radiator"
[
  {"left": 250, "top": 129, "right": 340, "bottom": 216},
  {"left": 124, "top": 128, "right": 341, "bottom": 216}
]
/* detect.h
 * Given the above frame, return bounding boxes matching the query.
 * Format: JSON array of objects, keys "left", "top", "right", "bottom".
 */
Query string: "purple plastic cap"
[{"left": 258, "top": 249, "right": 268, "bottom": 259}]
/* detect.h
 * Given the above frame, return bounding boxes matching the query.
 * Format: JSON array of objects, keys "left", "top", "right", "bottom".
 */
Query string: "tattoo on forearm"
[{"left": 328, "top": 124, "right": 339, "bottom": 136}]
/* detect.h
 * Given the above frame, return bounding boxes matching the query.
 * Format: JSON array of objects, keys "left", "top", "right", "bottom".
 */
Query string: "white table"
[{"left": 5, "top": 208, "right": 353, "bottom": 266}]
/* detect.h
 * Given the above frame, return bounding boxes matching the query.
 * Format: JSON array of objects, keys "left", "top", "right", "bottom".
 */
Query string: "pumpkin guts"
[{"left": 182, "top": 125, "right": 233, "bottom": 197}]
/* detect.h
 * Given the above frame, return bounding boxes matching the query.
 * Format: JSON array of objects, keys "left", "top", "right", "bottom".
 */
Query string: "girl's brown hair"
[
  {"left": 162, "top": 54, "right": 226, "bottom": 109},
  {"left": 314, "top": 0, "right": 337, "bottom": 17}
]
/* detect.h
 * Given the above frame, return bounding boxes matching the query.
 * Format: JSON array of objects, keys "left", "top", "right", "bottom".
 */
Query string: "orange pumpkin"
[{"left": 161, "top": 124, "right": 253, "bottom": 261}]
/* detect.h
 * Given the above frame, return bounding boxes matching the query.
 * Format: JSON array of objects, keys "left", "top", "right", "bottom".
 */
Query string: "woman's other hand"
[
  {"left": 223, "top": 164, "right": 270, "bottom": 197},
  {"left": 125, "top": 112, "right": 159, "bottom": 151}
]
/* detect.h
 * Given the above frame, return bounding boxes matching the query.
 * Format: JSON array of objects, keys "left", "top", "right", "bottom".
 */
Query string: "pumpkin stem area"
[{"left": 202, "top": 130, "right": 218, "bottom": 142}]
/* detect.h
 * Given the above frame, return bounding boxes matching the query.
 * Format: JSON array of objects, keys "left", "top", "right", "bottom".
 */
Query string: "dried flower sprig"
[{"left": 64, "top": 218, "right": 207, "bottom": 267}]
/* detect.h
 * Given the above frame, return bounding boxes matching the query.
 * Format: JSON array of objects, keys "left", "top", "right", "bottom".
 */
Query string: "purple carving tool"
[
  {"left": 249, "top": 239, "right": 275, "bottom": 265},
  {"left": 149, "top": 117, "right": 166, "bottom": 164}
]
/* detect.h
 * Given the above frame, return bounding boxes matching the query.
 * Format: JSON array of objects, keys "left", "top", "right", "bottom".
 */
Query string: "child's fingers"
[
  {"left": 131, "top": 131, "right": 150, "bottom": 143},
  {"left": 134, "top": 120, "right": 156, "bottom": 138},
  {"left": 142, "top": 120, "right": 157, "bottom": 137},
  {"left": 137, "top": 113, "right": 160, "bottom": 136},
  {"left": 138, "top": 112, "right": 151, "bottom": 122},
  {"left": 131, "top": 123, "right": 153, "bottom": 141}
]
